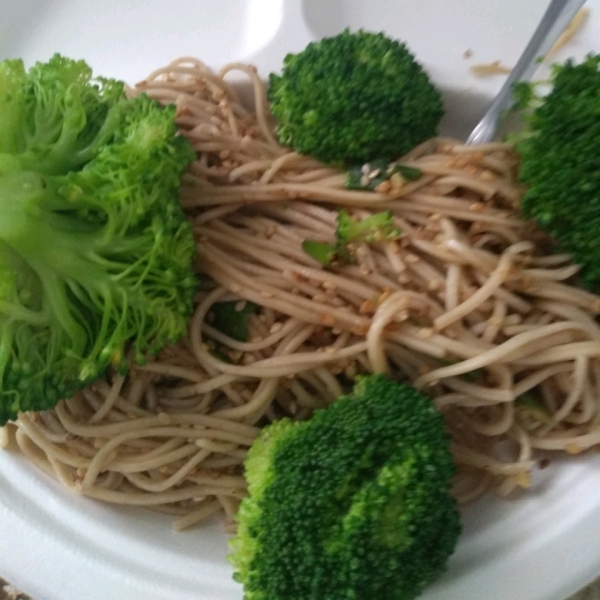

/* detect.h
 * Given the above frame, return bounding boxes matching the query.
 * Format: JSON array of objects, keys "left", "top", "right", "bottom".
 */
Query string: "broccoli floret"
[
  {"left": 268, "top": 29, "right": 444, "bottom": 165},
  {"left": 0, "top": 55, "right": 196, "bottom": 424},
  {"left": 229, "top": 374, "right": 461, "bottom": 600},
  {"left": 514, "top": 55, "right": 600, "bottom": 288}
]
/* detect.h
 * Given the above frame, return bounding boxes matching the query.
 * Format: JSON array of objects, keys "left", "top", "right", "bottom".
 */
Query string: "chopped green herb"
[
  {"left": 336, "top": 209, "right": 401, "bottom": 244},
  {"left": 391, "top": 164, "right": 423, "bottom": 181},
  {"left": 302, "top": 209, "right": 401, "bottom": 267},
  {"left": 515, "top": 392, "right": 551, "bottom": 430},
  {"left": 209, "top": 346, "right": 233, "bottom": 364},
  {"left": 515, "top": 392, "right": 539, "bottom": 406},
  {"left": 461, "top": 369, "right": 483, "bottom": 383},
  {"left": 210, "top": 301, "right": 258, "bottom": 342},
  {"left": 346, "top": 159, "right": 422, "bottom": 191},
  {"left": 301, "top": 240, "right": 338, "bottom": 266},
  {"left": 346, "top": 159, "right": 388, "bottom": 190}
]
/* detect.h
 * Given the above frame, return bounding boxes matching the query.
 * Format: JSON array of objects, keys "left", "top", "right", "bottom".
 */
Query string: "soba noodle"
[{"left": 3, "top": 57, "right": 600, "bottom": 530}]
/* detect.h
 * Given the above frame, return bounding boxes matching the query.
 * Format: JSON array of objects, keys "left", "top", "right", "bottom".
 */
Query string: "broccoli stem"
[
  {"left": 0, "top": 301, "right": 49, "bottom": 326},
  {"left": 0, "top": 60, "right": 27, "bottom": 156},
  {"left": 0, "top": 323, "right": 13, "bottom": 382},
  {"left": 18, "top": 105, "right": 123, "bottom": 176},
  {"left": 0, "top": 169, "right": 119, "bottom": 362},
  {"left": 0, "top": 167, "right": 175, "bottom": 382}
]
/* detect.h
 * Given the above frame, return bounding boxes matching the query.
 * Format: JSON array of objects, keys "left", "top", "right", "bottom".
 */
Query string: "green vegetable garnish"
[
  {"left": 515, "top": 392, "right": 551, "bottom": 431},
  {"left": 210, "top": 301, "right": 258, "bottom": 342},
  {"left": 336, "top": 209, "right": 401, "bottom": 244},
  {"left": 301, "top": 240, "right": 339, "bottom": 266},
  {"left": 346, "top": 159, "right": 423, "bottom": 191},
  {"left": 303, "top": 209, "right": 401, "bottom": 266},
  {"left": 392, "top": 164, "right": 423, "bottom": 181}
]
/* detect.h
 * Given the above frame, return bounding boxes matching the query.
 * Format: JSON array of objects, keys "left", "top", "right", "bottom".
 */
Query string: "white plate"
[{"left": 1, "top": 1, "right": 599, "bottom": 599}]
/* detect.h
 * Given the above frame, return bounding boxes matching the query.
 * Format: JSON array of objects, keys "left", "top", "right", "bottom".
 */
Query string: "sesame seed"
[
  {"left": 469, "top": 202, "right": 486, "bottom": 213},
  {"left": 269, "top": 322, "right": 283, "bottom": 334},
  {"left": 375, "top": 180, "right": 391, "bottom": 193},
  {"left": 320, "top": 313, "right": 336, "bottom": 327},
  {"left": 480, "top": 170, "right": 497, "bottom": 182},
  {"left": 359, "top": 299, "right": 376, "bottom": 314}
]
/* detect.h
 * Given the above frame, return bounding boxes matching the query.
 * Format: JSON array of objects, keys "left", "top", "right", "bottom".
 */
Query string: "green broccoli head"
[
  {"left": 229, "top": 374, "right": 461, "bottom": 600},
  {"left": 515, "top": 54, "right": 600, "bottom": 288},
  {"left": 268, "top": 29, "right": 444, "bottom": 166},
  {"left": 0, "top": 55, "right": 197, "bottom": 424}
]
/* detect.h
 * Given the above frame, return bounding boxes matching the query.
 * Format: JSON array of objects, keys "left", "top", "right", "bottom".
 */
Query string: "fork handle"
[{"left": 466, "top": 0, "right": 587, "bottom": 145}]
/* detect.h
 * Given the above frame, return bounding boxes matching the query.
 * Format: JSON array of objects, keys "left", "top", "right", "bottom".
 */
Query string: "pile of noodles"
[{"left": 3, "top": 57, "right": 600, "bottom": 531}]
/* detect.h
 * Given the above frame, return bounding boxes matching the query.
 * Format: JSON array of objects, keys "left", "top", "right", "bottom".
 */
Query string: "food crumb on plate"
[
  {"left": 0, "top": 579, "right": 30, "bottom": 600},
  {"left": 470, "top": 60, "right": 512, "bottom": 77},
  {"left": 547, "top": 7, "right": 590, "bottom": 59}
]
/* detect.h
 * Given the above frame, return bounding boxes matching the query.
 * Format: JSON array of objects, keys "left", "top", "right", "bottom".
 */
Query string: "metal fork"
[{"left": 466, "top": 0, "right": 587, "bottom": 145}]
